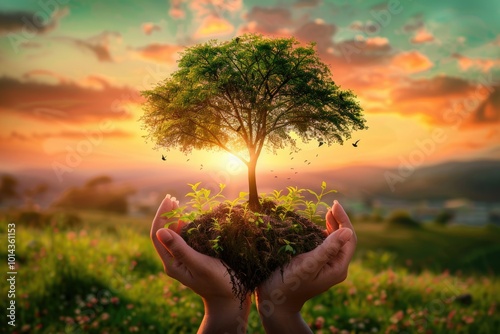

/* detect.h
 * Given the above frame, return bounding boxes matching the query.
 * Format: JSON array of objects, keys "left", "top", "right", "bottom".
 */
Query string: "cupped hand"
[
  {"left": 151, "top": 194, "right": 245, "bottom": 305},
  {"left": 151, "top": 194, "right": 251, "bottom": 333},
  {"left": 256, "top": 200, "right": 357, "bottom": 321}
]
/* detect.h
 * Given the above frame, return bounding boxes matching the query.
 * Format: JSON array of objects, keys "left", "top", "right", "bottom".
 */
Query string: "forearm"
[{"left": 198, "top": 297, "right": 250, "bottom": 334}]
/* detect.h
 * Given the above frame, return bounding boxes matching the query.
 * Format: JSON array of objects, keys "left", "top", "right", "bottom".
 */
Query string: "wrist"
[
  {"left": 198, "top": 296, "right": 251, "bottom": 334},
  {"left": 258, "top": 309, "right": 311, "bottom": 334},
  {"left": 256, "top": 292, "right": 310, "bottom": 334}
]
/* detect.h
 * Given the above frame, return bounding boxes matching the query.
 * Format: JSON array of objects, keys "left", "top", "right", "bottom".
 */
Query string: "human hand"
[
  {"left": 255, "top": 200, "right": 357, "bottom": 333},
  {"left": 151, "top": 194, "right": 250, "bottom": 334}
]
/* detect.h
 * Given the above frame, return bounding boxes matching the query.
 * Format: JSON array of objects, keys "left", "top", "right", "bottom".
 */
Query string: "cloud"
[
  {"left": 469, "top": 85, "right": 500, "bottom": 125},
  {"left": 392, "top": 51, "right": 433, "bottom": 73},
  {"left": 410, "top": 28, "right": 435, "bottom": 44},
  {"left": 242, "top": 6, "right": 294, "bottom": 34},
  {"left": 132, "top": 43, "right": 183, "bottom": 63},
  {"left": 59, "top": 31, "right": 121, "bottom": 62},
  {"left": 333, "top": 38, "right": 392, "bottom": 65},
  {"left": 195, "top": 15, "right": 234, "bottom": 38},
  {"left": 169, "top": 0, "right": 185, "bottom": 19},
  {"left": 189, "top": 0, "right": 243, "bottom": 17},
  {"left": 295, "top": 20, "right": 337, "bottom": 52},
  {"left": 492, "top": 35, "right": 500, "bottom": 46},
  {"left": 402, "top": 15, "right": 424, "bottom": 32},
  {"left": 0, "top": 76, "right": 138, "bottom": 123},
  {"left": 392, "top": 76, "right": 474, "bottom": 102},
  {"left": 33, "top": 129, "right": 132, "bottom": 139},
  {"left": 23, "top": 69, "right": 70, "bottom": 84},
  {"left": 2, "top": 129, "right": 132, "bottom": 142},
  {"left": 452, "top": 53, "right": 500, "bottom": 72},
  {"left": 0, "top": 8, "right": 68, "bottom": 35},
  {"left": 142, "top": 22, "right": 161, "bottom": 35}
]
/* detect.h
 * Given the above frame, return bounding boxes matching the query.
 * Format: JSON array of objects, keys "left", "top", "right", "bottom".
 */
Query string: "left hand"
[{"left": 151, "top": 194, "right": 241, "bottom": 303}]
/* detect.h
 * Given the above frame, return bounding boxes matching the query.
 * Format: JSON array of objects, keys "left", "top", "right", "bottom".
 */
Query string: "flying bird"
[
  {"left": 352, "top": 139, "right": 360, "bottom": 147},
  {"left": 200, "top": 164, "right": 204, "bottom": 170},
  {"left": 161, "top": 155, "right": 166, "bottom": 161},
  {"left": 291, "top": 157, "right": 294, "bottom": 160},
  {"left": 308, "top": 162, "right": 311, "bottom": 165},
  {"left": 274, "top": 175, "right": 278, "bottom": 178},
  {"left": 186, "top": 158, "right": 190, "bottom": 162},
  {"left": 318, "top": 141, "right": 324, "bottom": 147}
]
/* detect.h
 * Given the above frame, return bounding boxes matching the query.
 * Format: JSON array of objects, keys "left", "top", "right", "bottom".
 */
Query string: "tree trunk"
[{"left": 247, "top": 158, "right": 261, "bottom": 212}]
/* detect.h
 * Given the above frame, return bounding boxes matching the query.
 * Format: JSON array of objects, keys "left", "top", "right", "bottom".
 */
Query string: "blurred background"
[{"left": 0, "top": 0, "right": 499, "bottom": 333}]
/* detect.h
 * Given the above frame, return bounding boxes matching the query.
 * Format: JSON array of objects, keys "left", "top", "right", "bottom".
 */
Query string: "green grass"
[{"left": 1, "top": 210, "right": 499, "bottom": 333}]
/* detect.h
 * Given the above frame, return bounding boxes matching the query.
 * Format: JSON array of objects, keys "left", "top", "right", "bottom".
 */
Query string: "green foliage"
[
  {"left": 163, "top": 181, "right": 336, "bottom": 226},
  {"left": 53, "top": 175, "right": 135, "bottom": 214},
  {"left": 2, "top": 211, "right": 499, "bottom": 333},
  {"left": 141, "top": 33, "right": 367, "bottom": 210},
  {"left": 0, "top": 174, "right": 18, "bottom": 203},
  {"left": 386, "top": 210, "right": 420, "bottom": 229},
  {"left": 434, "top": 210, "right": 454, "bottom": 226}
]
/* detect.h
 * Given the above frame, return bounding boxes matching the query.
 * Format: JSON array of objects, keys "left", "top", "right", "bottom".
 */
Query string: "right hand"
[{"left": 255, "top": 200, "right": 357, "bottom": 332}]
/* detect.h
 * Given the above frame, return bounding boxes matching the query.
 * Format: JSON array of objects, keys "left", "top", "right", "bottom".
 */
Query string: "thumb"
[
  {"left": 157, "top": 228, "right": 197, "bottom": 268},
  {"left": 320, "top": 228, "right": 353, "bottom": 260}
]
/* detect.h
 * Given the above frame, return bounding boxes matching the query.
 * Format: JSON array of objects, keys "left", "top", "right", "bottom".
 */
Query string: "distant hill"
[
  {"left": 323, "top": 159, "right": 500, "bottom": 202},
  {"left": 2, "top": 159, "right": 499, "bottom": 209}
]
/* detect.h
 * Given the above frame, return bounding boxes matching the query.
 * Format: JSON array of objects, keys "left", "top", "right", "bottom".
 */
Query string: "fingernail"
[
  {"left": 337, "top": 228, "right": 352, "bottom": 243},
  {"left": 157, "top": 229, "right": 172, "bottom": 242},
  {"left": 165, "top": 194, "right": 171, "bottom": 199}
]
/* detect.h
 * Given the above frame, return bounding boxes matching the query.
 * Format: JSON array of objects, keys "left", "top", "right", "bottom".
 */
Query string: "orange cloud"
[
  {"left": 392, "top": 50, "right": 433, "bottom": 73},
  {"left": 0, "top": 76, "right": 138, "bottom": 123},
  {"left": 411, "top": 28, "right": 435, "bottom": 44},
  {"left": 132, "top": 43, "right": 183, "bottom": 63},
  {"left": 142, "top": 22, "right": 161, "bottom": 35},
  {"left": 365, "top": 36, "right": 389, "bottom": 47},
  {"left": 452, "top": 53, "right": 499, "bottom": 72},
  {"left": 468, "top": 85, "right": 500, "bottom": 125},
  {"left": 169, "top": 0, "right": 185, "bottom": 19},
  {"left": 195, "top": 15, "right": 234, "bottom": 38}
]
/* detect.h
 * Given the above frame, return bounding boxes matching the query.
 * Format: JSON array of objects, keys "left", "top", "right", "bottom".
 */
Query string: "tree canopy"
[{"left": 141, "top": 34, "right": 367, "bottom": 210}]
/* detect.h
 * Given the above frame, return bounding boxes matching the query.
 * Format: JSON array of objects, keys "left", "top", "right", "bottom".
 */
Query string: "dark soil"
[{"left": 180, "top": 200, "right": 326, "bottom": 304}]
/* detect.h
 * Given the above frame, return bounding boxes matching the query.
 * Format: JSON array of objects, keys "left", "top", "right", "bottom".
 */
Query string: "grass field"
[{"left": 1, "top": 210, "right": 499, "bottom": 333}]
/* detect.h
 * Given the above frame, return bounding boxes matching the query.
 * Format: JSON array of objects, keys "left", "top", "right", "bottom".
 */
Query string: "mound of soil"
[{"left": 180, "top": 201, "right": 326, "bottom": 304}]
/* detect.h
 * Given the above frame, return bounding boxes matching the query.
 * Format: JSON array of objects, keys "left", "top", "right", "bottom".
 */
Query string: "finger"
[
  {"left": 332, "top": 201, "right": 356, "bottom": 241},
  {"left": 168, "top": 220, "right": 187, "bottom": 235},
  {"left": 151, "top": 195, "right": 179, "bottom": 260},
  {"left": 157, "top": 228, "right": 201, "bottom": 270},
  {"left": 332, "top": 201, "right": 357, "bottom": 262},
  {"left": 325, "top": 208, "right": 338, "bottom": 235},
  {"left": 151, "top": 195, "right": 178, "bottom": 241},
  {"left": 294, "top": 228, "right": 353, "bottom": 277}
]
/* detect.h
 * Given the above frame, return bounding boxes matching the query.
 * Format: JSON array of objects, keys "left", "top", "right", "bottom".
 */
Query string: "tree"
[
  {"left": 141, "top": 34, "right": 366, "bottom": 211},
  {"left": 0, "top": 175, "right": 18, "bottom": 204}
]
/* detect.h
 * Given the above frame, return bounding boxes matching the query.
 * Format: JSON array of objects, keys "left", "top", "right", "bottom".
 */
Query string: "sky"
[{"left": 0, "top": 0, "right": 499, "bottom": 187}]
